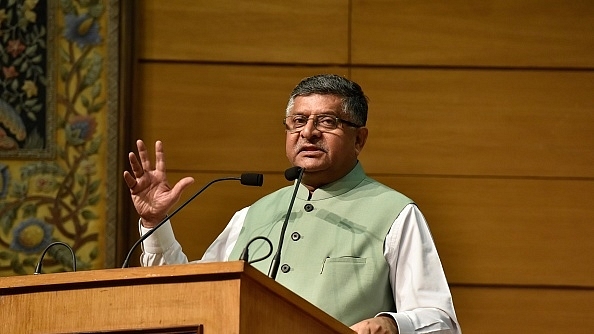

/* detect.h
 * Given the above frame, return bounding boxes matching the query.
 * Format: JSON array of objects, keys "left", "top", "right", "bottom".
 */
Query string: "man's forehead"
[{"left": 291, "top": 94, "right": 343, "bottom": 113}]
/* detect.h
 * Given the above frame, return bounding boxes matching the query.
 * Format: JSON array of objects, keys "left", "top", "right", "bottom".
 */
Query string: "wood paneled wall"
[{"left": 128, "top": 1, "right": 594, "bottom": 333}]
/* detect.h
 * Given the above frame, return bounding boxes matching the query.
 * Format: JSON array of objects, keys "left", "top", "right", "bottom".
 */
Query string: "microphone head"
[
  {"left": 240, "top": 173, "right": 264, "bottom": 186},
  {"left": 284, "top": 166, "right": 303, "bottom": 181}
]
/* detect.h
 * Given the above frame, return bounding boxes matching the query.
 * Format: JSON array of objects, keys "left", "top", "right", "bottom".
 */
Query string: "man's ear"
[{"left": 354, "top": 127, "right": 368, "bottom": 156}]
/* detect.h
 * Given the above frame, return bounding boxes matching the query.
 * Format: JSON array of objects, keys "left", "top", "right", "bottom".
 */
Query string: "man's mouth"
[{"left": 299, "top": 145, "right": 325, "bottom": 153}]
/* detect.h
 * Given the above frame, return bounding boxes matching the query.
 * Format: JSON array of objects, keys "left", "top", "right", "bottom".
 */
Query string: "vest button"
[
  {"left": 304, "top": 203, "right": 314, "bottom": 212},
  {"left": 291, "top": 232, "right": 301, "bottom": 241},
  {"left": 281, "top": 264, "right": 291, "bottom": 273}
]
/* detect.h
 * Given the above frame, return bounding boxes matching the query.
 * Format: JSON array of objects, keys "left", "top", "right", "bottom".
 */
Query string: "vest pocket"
[{"left": 319, "top": 256, "right": 372, "bottom": 287}]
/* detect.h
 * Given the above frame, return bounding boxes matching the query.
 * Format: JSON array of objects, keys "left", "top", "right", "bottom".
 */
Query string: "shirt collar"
[{"left": 295, "top": 162, "right": 365, "bottom": 201}]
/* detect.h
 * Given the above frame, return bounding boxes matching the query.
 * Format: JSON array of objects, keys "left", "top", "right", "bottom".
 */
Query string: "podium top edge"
[{"left": 0, "top": 261, "right": 248, "bottom": 291}]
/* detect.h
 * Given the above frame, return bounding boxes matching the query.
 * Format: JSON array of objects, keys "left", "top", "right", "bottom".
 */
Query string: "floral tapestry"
[{"left": 0, "top": 0, "right": 122, "bottom": 275}]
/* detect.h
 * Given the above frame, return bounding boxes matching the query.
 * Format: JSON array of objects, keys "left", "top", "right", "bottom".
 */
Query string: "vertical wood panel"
[
  {"left": 138, "top": 0, "right": 349, "bottom": 63},
  {"left": 374, "top": 175, "right": 594, "bottom": 287},
  {"left": 352, "top": 0, "right": 594, "bottom": 67},
  {"left": 352, "top": 68, "right": 594, "bottom": 178},
  {"left": 451, "top": 286, "right": 594, "bottom": 334}
]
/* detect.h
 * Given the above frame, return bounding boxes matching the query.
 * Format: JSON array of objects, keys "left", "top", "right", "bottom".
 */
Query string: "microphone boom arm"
[{"left": 122, "top": 174, "right": 262, "bottom": 268}]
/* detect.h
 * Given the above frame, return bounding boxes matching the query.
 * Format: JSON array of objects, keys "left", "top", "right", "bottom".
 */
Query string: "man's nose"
[{"left": 300, "top": 118, "right": 321, "bottom": 138}]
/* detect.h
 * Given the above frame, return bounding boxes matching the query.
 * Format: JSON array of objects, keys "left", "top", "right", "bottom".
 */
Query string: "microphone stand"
[
  {"left": 268, "top": 167, "right": 305, "bottom": 279},
  {"left": 34, "top": 241, "right": 77, "bottom": 274}
]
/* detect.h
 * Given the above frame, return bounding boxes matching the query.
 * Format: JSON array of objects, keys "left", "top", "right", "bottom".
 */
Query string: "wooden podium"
[{"left": 0, "top": 261, "right": 353, "bottom": 334}]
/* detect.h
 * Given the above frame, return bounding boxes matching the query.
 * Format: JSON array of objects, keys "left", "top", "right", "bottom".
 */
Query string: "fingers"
[
  {"left": 349, "top": 316, "right": 397, "bottom": 334},
  {"left": 136, "top": 139, "right": 153, "bottom": 173},
  {"left": 155, "top": 140, "right": 167, "bottom": 172},
  {"left": 126, "top": 139, "right": 170, "bottom": 192},
  {"left": 129, "top": 139, "right": 164, "bottom": 177},
  {"left": 128, "top": 151, "right": 145, "bottom": 179},
  {"left": 126, "top": 140, "right": 151, "bottom": 191},
  {"left": 123, "top": 171, "right": 137, "bottom": 189}
]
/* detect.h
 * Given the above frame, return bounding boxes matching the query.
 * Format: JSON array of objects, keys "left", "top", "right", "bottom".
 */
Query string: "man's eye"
[
  {"left": 317, "top": 117, "right": 336, "bottom": 127},
  {"left": 292, "top": 117, "right": 307, "bottom": 125}
]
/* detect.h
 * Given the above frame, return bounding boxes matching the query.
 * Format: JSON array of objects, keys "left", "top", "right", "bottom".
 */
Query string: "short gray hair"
[{"left": 285, "top": 74, "right": 368, "bottom": 126}]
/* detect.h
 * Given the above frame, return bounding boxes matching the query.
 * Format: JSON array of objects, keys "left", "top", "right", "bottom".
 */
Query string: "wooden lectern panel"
[{"left": 0, "top": 261, "right": 352, "bottom": 334}]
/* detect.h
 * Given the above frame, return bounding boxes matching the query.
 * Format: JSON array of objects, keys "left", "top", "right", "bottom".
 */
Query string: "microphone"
[
  {"left": 268, "top": 166, "right": 305, "bottom": 279},
  {"left": 34, "top": 241, "right": 77, "bottom": 274},
  {"left": 122, "top": 173, "right": 264, "bottom": 268},
  {"left": 284, "top": 166, "right": 302, "bottom": 181}
]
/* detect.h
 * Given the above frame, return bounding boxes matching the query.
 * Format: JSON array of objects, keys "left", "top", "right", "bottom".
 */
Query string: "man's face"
[{"left": 285, "top": 94, "right": 367, "bottom": 188}]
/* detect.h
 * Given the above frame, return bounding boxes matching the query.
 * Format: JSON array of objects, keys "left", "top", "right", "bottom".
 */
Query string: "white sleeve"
[
  {"left": 139, "top": 219, "right": 188, "bottom": 266},
  {"left": 201, "top": 207, "right": 249, "bottom": 262},
  {"left": 139, "top": 207, "right": 250, "bottom": 266},
  {"left": 379, "top": 204, "right": 461, "bottom": 334}
]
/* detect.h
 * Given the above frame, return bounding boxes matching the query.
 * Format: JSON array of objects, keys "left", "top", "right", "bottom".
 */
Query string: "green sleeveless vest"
[{"left": 229, "top": 164, "right": 413, "bottom": 326}]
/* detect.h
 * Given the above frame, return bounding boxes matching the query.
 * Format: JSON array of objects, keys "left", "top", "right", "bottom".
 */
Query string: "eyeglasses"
[{"left": 283, "top": 114, "right": 361, "bottom": 133}]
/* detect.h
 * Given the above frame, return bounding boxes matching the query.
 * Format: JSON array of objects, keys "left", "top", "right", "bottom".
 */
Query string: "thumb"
[{"left": 170, "top": 176, "right": 195, "bottom": 198}]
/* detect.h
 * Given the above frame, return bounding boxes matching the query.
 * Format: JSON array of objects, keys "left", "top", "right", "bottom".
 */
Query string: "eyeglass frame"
[{"left": 283, "top": 114, "right": 362, "bottom": 133}]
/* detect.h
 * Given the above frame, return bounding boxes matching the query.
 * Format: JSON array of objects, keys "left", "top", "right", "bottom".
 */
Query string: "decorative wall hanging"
[{"left": 0, "top": 0, "right": 129, "bottom": 275}]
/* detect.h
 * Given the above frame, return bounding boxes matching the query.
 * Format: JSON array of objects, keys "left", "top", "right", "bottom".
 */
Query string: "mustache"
[{"left": 296, "top": 142, "right": 327, "bottom": 153}]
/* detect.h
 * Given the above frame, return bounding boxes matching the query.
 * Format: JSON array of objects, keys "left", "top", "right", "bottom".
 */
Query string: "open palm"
[{"left": 123, "top": 140, "right": 194, "bottom": 228}]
